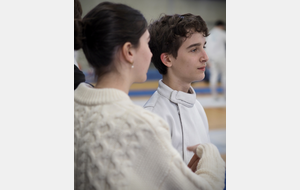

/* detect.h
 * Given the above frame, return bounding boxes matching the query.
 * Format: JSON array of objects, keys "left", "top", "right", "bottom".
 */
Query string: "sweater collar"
[
  {"left": 157, "top": 79, "right": 196, "bottom": 107},
  {"left": 74, "top": 83, "right": 131, "bottom": 105}
]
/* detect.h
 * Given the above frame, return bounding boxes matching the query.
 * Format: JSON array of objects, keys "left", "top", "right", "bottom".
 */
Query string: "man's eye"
[
  {"left": 203, "top": 46, "right": 206, "bottom": 49},
  {"left": 191, "top": 48, "right": 198, "bottom": 52}
]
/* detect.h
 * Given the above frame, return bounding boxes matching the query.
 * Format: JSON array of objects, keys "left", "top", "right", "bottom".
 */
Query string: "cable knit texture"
[{"left": 74, "top": 83, "right": 225, "bottom": 190}]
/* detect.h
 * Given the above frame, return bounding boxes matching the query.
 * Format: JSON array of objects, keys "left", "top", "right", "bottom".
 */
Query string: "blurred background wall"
[{"left": 76, "top": 0, "right": 226, "bottom": 71}]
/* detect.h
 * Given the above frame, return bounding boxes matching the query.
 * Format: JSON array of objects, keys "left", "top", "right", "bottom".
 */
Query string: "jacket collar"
[{"left": 157, "top": 79, "right": 196, "bottom": 108}]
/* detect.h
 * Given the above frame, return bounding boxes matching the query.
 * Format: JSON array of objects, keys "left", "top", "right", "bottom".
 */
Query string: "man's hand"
[
  {"left": 187, "top": 144, "right": 200, "bottom": 172},
  {"left": 187, "top": 153, "right": 200, "bottom": 172}
]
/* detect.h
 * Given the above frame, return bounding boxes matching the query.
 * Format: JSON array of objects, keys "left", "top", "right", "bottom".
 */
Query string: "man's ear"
[
  {"left": 160, "top": 53, "right": 172, "bottom": 67},
  {"left": 122, "top": 42, "right": 134, "bottom": 64}
]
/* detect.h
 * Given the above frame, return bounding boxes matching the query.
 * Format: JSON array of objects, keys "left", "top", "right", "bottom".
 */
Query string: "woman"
[{"left": 74, "top": 2, "right": 225, "bottom": 190}]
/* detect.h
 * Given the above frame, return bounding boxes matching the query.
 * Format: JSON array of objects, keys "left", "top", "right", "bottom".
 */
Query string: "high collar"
[
  {"left": 74, "top": 83, "right": 131, "bottom": 105},
  {"left": 157, "top": 79, "right": 196, "bottom": 107}
]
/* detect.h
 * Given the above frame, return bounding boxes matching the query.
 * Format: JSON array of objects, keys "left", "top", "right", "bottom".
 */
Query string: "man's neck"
[{"left": 162, "top": 75, "right": 191, "bottom": 93}]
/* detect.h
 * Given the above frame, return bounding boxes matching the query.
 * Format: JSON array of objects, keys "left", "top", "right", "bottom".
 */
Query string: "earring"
[{"left": 131, "top": 61, "right": 134, "bottom": 68}]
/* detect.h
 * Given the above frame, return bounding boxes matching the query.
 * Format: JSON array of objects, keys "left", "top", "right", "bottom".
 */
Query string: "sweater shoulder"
[{"left": 128, "top": 102, "right": 170, "bottom": 133}]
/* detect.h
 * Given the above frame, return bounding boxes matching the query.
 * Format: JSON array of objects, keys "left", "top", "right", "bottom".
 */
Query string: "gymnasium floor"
[{"left": 129, "top": 80, "right": 226, "bottom": 162}]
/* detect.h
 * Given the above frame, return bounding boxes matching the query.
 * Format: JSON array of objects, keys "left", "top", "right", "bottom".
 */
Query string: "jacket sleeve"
[
  {"left": 159, "top": 143, "right": 226, "bottom": 190},
  {"left": 133, "top": 110, "right": 225, "bottom": 190}
]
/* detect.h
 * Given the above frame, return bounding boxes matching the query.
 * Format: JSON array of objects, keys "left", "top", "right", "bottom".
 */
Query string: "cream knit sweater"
[{"left": 74, "top": 83, "right": 225, "bottom": 190}]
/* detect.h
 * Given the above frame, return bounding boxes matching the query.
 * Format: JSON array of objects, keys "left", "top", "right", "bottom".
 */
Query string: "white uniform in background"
[{"left": 205, "top": 27, "right": 226, "bottom": 99}]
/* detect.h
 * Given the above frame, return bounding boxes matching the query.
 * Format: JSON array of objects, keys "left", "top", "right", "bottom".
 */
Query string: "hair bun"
[{"left": 74, "top": 18, "right": 83, "bottom": 50}]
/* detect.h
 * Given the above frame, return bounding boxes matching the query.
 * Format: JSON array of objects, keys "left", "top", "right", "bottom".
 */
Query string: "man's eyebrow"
[{"left": 186, "top": 42, "right": 206, "bottom": 49}]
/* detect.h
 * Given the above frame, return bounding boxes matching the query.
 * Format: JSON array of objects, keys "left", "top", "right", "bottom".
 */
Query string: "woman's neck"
[{"left": 94, "top": 72, "right": 132, "bottom": 94}]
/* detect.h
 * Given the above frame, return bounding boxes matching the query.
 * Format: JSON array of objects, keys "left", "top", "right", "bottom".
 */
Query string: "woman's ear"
[
  {"left": 160, "top": 53, "right": 172, "bottom": 67},
  {"left": 122, "top": 42, "right": 134, "bottom": 64}
]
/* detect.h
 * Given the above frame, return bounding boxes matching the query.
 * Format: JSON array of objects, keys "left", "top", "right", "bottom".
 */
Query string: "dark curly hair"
[{"left": 148, "top": 13, "right": 209, "bottom": 75}]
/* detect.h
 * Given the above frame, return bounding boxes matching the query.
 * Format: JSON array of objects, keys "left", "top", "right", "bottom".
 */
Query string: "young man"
[{"left": 144, "top": 14, "right": 211, "bottom": 165}]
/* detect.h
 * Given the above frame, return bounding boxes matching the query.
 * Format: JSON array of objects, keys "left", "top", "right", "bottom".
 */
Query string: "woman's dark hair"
[
  {"left": 74, "top": 0, "right": 83, "bottom": 50},
  {"left": 148, "top": 13, "right": 209, "bottom": 75},
  {"left": 79, "top": 2, "right": 148, "bottom": 78}
]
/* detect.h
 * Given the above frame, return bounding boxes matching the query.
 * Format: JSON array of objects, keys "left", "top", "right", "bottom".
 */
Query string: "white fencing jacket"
[{"left": 144, "top": 80, "right": 210, "bottom": 164}]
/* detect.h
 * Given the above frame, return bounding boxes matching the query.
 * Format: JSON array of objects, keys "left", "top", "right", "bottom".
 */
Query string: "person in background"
[
  {"left": 74, "top": 2, "right": 225, "bottom": 190},
  {"left": 74, "top": 0, "right": 93, "bottom": 90},
  {"left": 205, "top": 20, "right": 226, "bottom": 100},
  {"left": 144, "top": 14, "right": 211, "bottom": 166}
]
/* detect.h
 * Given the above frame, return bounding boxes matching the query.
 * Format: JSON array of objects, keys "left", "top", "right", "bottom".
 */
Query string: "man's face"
[{"left": 168, "top": 32, "right": 208, "bottom": 84}]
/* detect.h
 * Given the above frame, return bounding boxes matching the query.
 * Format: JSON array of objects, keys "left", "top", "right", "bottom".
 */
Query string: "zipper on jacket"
[{"left": 177, "top": 104, "right": 185, "bottom": 161}]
